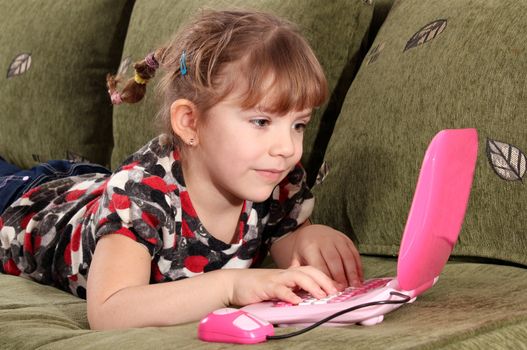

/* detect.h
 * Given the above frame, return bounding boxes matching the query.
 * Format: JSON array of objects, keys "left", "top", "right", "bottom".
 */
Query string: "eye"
[
  {"left": 250, "top": 118, "right": 270, "bottom": 128},
  {"left": 293, "top": 121, "right": 307, "bottom": 133}
]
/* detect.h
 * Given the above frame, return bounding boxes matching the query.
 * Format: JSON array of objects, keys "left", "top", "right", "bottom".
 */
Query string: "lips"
[{"left": 255, "top": 169, "right": 285, "bottom": 182}]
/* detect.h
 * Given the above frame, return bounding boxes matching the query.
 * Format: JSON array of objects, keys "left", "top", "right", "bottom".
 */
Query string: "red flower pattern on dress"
[{"left": 0, "top": 136, "right": 313, "bottom": 298}]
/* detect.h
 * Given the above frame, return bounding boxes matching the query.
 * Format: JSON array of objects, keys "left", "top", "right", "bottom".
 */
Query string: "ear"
[{"left": 170, "top": 99, "right": 199, "bottom": 146}]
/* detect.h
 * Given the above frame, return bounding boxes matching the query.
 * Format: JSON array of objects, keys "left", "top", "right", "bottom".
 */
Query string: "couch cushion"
[
  {"left": 369, "top": 0, "right": 396, "bottom": 42},
  {"left": 0, "top": 0, "right": 133, "bottom": 168},
  {"left": 110, "top": 0, "right": 373, "bottom": 181},
  {"left": 312, "top": 0, "right": 527, "bottom": 266},
  {"left": 1, "top": 258, "right": 526, "bottom": 349}
]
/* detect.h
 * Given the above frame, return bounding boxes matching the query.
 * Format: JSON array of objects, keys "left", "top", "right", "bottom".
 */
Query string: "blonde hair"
[{"left": 107, "top": 9, "right": 328, "bottom": 147}]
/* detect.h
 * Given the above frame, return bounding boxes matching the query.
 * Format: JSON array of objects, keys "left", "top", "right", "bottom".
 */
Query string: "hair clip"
[
  {"left": 145, "top": 52, "right": 159, "bottom": 70},
  {"left": 180, "top": 51, "right": 187, "bottom": 76},
  {"left": 134, "top": 72, "right": 148, "bottom": 85},
  {"left": 110, "top": 91, "right": 123, "bottom": 105}
]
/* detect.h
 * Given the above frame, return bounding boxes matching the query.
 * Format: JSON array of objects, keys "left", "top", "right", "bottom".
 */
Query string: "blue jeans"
[{"left": 0, "top": 158, "right": 111, "bottom": 214}]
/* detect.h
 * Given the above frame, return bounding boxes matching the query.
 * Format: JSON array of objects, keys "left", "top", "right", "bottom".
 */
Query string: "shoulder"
[
  {"left": 116, "top": 134, "right": 176, "bottom": 174},
  {"left": 273, "top": 163, "right": 313, "bottom": 203},
  {"left": 99, "top": 137, "right": 182, "bottom": 231},
  {"left": 109, "top": 134, "right": 182, "bottom": 192}
]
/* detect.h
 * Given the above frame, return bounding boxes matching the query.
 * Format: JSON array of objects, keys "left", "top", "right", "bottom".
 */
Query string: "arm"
[
  {"left": 270, "top": 220, "right": 364, "bottom": 288},
  {"left": 87, "top": 234, "right": 228, "bottom": 329},
  {"left": 87, "top": 234, "right": 339, "bottom": 330}
]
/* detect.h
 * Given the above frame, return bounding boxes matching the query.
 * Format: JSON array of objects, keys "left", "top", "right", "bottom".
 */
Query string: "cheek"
[
  {"left": 206, "top": 135, "right": 259, "bottom": 168},
  {"left": 232, "top": 143, "right": 263, "bottom": 162},
  {"left": 297, "top": 134, "right": 304, "bottom": 150},
  {"left": 295, "top": 134, "right": 304, "bottom": 155}
]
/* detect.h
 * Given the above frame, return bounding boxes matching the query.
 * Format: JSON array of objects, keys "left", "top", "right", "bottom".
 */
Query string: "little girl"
[{"left": 0, "top": 9, "right": 363, "bottom": 329}]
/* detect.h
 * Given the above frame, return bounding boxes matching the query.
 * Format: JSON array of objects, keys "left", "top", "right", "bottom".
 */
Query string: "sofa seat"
[{"left": 1, "top": 256, "right": 526, "bottom": 349}]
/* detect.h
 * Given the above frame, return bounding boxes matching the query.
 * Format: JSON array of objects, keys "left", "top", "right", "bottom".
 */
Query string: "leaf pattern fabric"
[
  {"left": 486, "top": 139, "right": 526, "bottom": 182},
  {"left": 7, "top": 53, "right": 32, "bottom": 79},
  {"left": 404, "top": 20, "right": 447, "bottom": 52}
]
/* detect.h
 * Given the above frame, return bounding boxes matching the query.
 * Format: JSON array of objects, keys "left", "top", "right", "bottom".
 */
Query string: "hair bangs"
[{"left": 238, "top": 28, "right": 328, "bottom": 114}]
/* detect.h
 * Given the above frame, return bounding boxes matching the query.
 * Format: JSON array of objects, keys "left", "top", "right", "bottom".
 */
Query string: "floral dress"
[{"left": 0, "top": 135, "right": 314, "bottom": 298}]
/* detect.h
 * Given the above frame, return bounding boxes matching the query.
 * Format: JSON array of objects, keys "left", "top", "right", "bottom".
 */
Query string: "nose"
[{"left": 269, "top": 128, "right": 297, "bottom": 158}]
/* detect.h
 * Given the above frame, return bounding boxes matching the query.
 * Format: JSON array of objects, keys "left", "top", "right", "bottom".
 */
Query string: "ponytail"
[{"left": 106, "top": 48, "right": 166, "bottom": 105}]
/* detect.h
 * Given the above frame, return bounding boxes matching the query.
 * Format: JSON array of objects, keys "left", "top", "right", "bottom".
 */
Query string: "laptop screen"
[{"left": 397, "top": 129, "right": 478, "bottom": 293}]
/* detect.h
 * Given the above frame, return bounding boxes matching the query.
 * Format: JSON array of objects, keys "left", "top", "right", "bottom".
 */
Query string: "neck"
[{"left": 181, "top": 154, "right": 244, "bottom": 244}]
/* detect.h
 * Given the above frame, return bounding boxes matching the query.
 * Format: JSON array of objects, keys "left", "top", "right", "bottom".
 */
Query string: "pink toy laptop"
[{"left": 242, "top": 128, "right": 479, "bottom": 327}]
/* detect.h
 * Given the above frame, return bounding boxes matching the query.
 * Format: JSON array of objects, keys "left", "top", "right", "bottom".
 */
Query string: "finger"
[
  {"left": 289, "top": 256, "right": 301, "bottom": 268},
  {"left": 294, "top": 266, "right": 339, "bottom": 296},
  {"left": 347, "top": 241, "right": 364, "bottom": 282},
  {"left": 294, "top": 251, "right": 344, "bottom": 292},
  {"left": 285, "top": 272, "right": 326, "bottom": 299},
  {"left": 301, "top": 248, "right": 332, "bottom": 278},
  {"left": 320, "top": 245, "right": 348, "bottom": 287},
  {"left": 288, "top": 257, "right": 302, "bottom": 292},
  {"left": 274, "top": 285, "right": 302, "bottom": 304},
  {"left": 339, "top": 242, "right": 363, "bottom": 286}
]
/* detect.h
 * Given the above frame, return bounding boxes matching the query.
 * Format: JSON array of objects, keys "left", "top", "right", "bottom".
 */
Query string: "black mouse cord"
[{"left": 266, "top": 291, "right": 411, "bottom": 340}]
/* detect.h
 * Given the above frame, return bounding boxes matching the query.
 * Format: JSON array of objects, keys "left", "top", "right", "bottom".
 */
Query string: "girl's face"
[{"left": 192, "top": 88, "right": 311, "bottom": 204}]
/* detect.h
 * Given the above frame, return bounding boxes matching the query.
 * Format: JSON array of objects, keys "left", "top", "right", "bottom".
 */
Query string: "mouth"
[{"left": 255, "top": 169, "right": 286, "bottom": 182}]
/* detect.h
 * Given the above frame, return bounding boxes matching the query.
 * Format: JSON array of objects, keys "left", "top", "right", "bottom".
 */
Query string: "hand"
[
  {"left": 286, "top": 224, "right": 363, "bottom": 288},
  {"left": 226, "top": 266, "right": 340, "bottom": 306}
]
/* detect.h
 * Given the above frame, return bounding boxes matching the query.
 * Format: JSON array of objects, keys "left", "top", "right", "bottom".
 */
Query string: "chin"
[{"left": 245, "top": 188, "right": 276, "bottom": 203}]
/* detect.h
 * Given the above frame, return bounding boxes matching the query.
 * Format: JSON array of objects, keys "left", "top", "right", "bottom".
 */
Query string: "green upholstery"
[
  {"left": 1, "top": 257, "right": 526, "bottom": 349},
  {"left": 1, "top": 1, "right": 527, "bottom": 348},
  {"left": 369, "top": 0, "right": 395, "bottom": 42},
  {"left": 312, "top": 0, "right": 527, "bottom": 266},
  {"left": 110, "top": 0, "right": 373, "bottom": 182},
  {"left": 0, "top": 0, "right": 133, "bottom": 168}
]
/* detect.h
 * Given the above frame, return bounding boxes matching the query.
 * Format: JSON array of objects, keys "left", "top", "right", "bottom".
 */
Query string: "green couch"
[{"left": 1, "top": 0, "right": 526, "bottom": 349}]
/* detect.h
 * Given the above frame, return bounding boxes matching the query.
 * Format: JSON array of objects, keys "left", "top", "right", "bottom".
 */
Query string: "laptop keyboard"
[{"left": 273, "top": 278, "right": 392, "bottom": 307}]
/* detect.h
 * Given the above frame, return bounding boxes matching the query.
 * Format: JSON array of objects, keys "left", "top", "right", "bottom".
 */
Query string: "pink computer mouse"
[{"left": 198, "top": 308, "right": 275, "bottom": 344}]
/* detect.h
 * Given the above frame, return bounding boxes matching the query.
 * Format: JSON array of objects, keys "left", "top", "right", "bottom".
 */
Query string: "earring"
[{"left": 188, "top": 138, "right": 195, "bottom": 146}]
